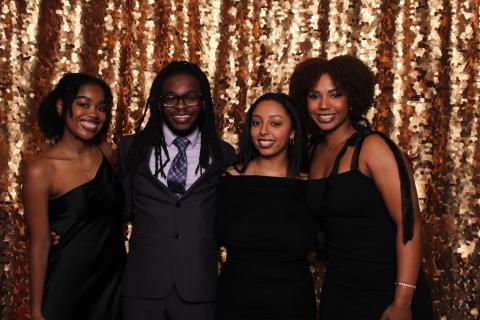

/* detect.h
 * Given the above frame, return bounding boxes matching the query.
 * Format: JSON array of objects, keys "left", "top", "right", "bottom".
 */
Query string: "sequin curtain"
[{"left": 0, "top": 1, "right": 478, "bottom": 319}]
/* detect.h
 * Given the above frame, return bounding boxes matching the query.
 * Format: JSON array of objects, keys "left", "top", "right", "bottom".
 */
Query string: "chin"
[{"left": 166, "top": 121, "right": 197, "bottom": 136}]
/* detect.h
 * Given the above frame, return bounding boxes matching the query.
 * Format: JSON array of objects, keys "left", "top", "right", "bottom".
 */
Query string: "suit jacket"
[{"left": 118, "top": 134, "right": 235, "bottom": 302}]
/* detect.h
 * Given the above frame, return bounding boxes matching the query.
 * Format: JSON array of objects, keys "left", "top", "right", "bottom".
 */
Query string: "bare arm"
[
  {"left": 362, "top": 135, "right": 423, "bottom": 320},
  {"left": 23, "top": 161, "right": 52, "bottom": 320}
]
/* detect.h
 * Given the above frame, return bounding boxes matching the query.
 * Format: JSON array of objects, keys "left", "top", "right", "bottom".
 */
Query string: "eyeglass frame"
[{"left": 159, "top": 93, "right": 204, "bottom": 108}]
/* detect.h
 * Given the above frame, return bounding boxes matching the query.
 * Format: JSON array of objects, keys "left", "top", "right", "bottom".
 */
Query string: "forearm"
[
  {"left": 29, "top": 238, "right": 50, "bottom": 316},
  {"left": 393, "top": 220, "right": 423, "bottom": 306}
]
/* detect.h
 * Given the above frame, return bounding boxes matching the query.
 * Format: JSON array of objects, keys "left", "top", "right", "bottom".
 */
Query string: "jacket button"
[
  {"left": 176, "top": 202, "right": 181, "bottom": 207},
  {"left": 174, "top": 233, "right": 180, "bottom": 239}
]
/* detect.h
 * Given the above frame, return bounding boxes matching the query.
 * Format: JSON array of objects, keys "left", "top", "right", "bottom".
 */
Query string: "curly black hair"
[
  {"left": 289, "top": 55, "right": 376, "bottom": 141},
  {"left": 235, "top": 92, "right": 305, "bottom": 179},
  {"left": 37, "top": 73, "right": 113, "bottom": 143},
  {"left": 126, "top": 61, "right": 223, "bottom": 178}
]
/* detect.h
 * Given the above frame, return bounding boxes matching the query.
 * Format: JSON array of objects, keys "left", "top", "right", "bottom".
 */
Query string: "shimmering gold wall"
[{"left": 0, "top": 1, "right": 478, "bottom": 319}]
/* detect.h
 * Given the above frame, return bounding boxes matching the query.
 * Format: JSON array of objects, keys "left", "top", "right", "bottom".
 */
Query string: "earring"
[{"left": 289, "top": 138, "right": 295, "bottom": 145}]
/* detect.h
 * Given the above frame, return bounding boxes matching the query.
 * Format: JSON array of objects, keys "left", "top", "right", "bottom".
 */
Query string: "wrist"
[{"left": 393, "top": 297, "right": 412, "bottom": 308}]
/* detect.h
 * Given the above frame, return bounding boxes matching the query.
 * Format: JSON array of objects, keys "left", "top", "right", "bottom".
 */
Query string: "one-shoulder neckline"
[{"left": 50, "top": 156, "right": 106, "bottom": 202}]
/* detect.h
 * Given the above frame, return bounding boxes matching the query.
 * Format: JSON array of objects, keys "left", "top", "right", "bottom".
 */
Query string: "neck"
[
  {"left": 59, "top": 133, "right": 95, "bottom": 157},
  {"left": 323, "top": 124, "right": 355, "bottom": 149},
  {"left": 254, "top": 154, "right": 288, "bottom": 177}
]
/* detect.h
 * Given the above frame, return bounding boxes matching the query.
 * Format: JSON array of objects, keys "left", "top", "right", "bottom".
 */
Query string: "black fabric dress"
[
  {"left": 306, "top": 130, "right": 432, "bottom": 320},
  {"left": 42, "top": 157, "right": 126, "bottom": 320},
  {"left": 216, "top": 175, "right": 316, "bottom": 320}
]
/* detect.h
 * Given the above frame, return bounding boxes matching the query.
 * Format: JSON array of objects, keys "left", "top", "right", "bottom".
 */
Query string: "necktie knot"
[{"left": 173, "top": 136, "right": 190, "bottom": 152}]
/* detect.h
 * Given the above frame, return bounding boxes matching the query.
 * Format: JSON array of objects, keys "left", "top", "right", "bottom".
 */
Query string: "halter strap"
[{"left": 323, "top": 128, "right": 414, "bottom": 244}]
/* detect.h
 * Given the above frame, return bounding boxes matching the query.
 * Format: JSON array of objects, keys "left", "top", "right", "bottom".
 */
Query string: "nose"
[
  {"left": 175, "top": 97, "right": 187, "bottom": 110},
  {"left": 319, "top": 97, "right": 329, "bottom": 110},
  {"left": 259, "top": 122, "right": 269, "bottom": 135},
  {"left": 85, "top": 105, "right": 101, "bottom": 118}
]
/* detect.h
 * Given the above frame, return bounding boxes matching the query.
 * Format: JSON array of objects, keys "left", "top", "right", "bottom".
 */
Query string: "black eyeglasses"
[{"left": 160, "top": 93, "right": 203, "bottom": 108}]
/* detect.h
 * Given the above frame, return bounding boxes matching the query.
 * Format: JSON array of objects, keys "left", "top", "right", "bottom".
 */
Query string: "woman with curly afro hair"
[{"left": 290, "top": 55, "right": 432, "bottom": 320}]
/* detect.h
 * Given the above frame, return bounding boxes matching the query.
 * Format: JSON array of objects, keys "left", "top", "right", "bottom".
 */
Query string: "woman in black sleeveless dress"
[
  {"left": 216, "top": 93, "right": 316, "bottom": 320},
  {"left": 24, "top": 73, "right": 125, "bottom": 320},
  {"left": 289, "top": 56, "right": 432, "bottom": 319}
]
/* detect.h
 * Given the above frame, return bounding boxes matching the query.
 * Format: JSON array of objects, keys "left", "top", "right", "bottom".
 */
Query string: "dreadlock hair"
[
  {"left": 126, "top": 61, "right": 223, "bottom": 178},
  {"left": 235, "top": 92, "right": 305, "bottom": 179},
  {"left": 37, "top": 72, "right": 113, "bottom": 143},
  {"left": 289, "top": 55, "right": 376, "bottom": 145}
]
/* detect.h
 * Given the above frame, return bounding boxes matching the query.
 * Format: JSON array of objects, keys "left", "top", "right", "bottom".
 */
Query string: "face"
[
  {"left": 250, "top": 100, "right": 295, "bottom": 159},
  {"left": 307, "top": 73, "right": 350, "bottom": 132},
  {"left": 58, "top": 84, "right": 107, "bottom": 141},
  {"left": 160, "top": 74, "right": 203, "bottom": 136}
]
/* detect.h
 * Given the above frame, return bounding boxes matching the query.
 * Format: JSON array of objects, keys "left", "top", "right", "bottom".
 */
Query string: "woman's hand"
[
  {"left": 380, "top": 302, "right": 412, "bottom": 320},
  {"left": 31, "top": 310, "right": 46, "bottom": 320}
]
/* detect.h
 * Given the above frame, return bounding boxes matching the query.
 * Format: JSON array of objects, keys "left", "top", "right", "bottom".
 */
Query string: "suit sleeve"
[
  {"left": 118, "top": 137, "right": 134, "bottom": 223},
  {"left": 221, "top": 141, "right": 236, "bottom": 169}
]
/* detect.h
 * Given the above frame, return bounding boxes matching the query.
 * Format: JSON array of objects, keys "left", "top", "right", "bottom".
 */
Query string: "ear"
[{"left": 56, "top": 99, "right": 63, "bottom": 116}]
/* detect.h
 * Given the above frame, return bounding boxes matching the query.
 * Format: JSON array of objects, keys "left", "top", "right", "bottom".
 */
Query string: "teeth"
[
  {"left": 80, "top": 120, "right": 99, "bottom": 130},
  {"left": 174, "top": 115, "right": 191, "bottom": 121},
  {"left": 317, "top": 114, "right": 335, "bottom": 122},
  {"left": 319, "top": 114, "right": 334, "bottom": 119},
  {"left": 258, "top": 139, "right": 275, "bottom": 148}
]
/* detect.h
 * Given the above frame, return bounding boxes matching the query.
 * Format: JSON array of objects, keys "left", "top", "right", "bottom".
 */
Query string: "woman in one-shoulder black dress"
[
  {"left": 289, "top": 56, "right": 432, "bottom": 319},
  {"left": 42, "top": 155, "right": 126, "bottom": 319},
  {"left": 24, "top": 73, "right": 125, "bottom": 320},
  {"left": 215, "top": 93, "right": 316, "bottom": 320}
]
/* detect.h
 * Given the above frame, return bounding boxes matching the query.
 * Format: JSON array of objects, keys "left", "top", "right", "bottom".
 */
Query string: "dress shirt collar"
[{"left": 163, "top": 124, "right": 200, "bottom": 148}]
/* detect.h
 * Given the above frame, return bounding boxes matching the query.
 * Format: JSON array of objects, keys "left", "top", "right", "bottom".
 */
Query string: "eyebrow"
[
  {"left": 310, "top": 88, "right": 338, "bottom": 94},
  {"left": 74, "top": 95, "right": 106, "bottom": 103},
  {"left": 74, "top": 95, "right": 92, "bottom": 100},
  {"left": 252, "top": 114, "right": 285, "bottom": 118},
  {"left": 162, "top": 90, "right": 200, "bottom": 95}
]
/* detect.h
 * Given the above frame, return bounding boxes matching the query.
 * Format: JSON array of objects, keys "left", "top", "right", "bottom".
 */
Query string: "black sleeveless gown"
[
  {"left": 306, "top": 130, "right": 432, "bottom": 320},
  {"left": 42, "top": 157, "right": 126, "bottom": 320},
  {"left": 216, "top": 175, "right": 316, "bottom": 320}
]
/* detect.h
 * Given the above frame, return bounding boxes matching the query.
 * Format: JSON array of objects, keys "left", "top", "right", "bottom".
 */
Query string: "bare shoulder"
[
  {"left": 361, "top": 134, "right": 397, "bottom": 165},
  {"left": 24, "top": 152, "right": 56, "bottom": 186},
  {"left": 225, "top": 166, "right": 241, "bottom": 176}
]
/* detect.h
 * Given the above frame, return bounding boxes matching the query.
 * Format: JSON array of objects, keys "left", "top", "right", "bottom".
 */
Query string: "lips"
[
  {"left": 257, "top": 139, "right": 275, "bottom": 148},
  {"left": 172, "top": 114, "right": 192, "bottom": 124},
  {"left": 79, "top": 119, "right": 101, "bottom": 132},
  {"left": 315, "top": 113, "right": 336, "bottom": 123}
]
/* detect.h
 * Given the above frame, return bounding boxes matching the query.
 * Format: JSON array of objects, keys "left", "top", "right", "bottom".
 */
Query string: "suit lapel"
[
  {"left": 142, "top": 147, "right": 222, "bottom": 200},
  {"left": 180, "top": 159, "right": 221, "bottom": 199}
]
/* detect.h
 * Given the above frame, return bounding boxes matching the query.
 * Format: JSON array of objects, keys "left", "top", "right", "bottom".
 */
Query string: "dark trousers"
[{"left": 123, "top": 287, "right": 215, "bottom": 320}]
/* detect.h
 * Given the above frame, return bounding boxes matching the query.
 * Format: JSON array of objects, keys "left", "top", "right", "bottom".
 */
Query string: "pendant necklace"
[
  {"left": 59, "top": 144, "right": 96, "bottom": 179},
  {"left": 326, "top": 131, "right": 351, "bottom": 151}
]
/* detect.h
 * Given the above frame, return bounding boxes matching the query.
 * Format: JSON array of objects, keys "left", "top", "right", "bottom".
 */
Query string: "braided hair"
[{"left": 126, "top": 61, "right": 223, "bottom": 177}]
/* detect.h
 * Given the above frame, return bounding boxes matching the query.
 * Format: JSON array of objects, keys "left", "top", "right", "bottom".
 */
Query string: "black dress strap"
[{"left": 349, "top": 128, "right": 414, "bottom": 244}]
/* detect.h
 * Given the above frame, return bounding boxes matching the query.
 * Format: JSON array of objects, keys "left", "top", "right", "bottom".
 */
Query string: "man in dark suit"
[{"left": 118, "top": 61, "right": 235, "bottom": 320}]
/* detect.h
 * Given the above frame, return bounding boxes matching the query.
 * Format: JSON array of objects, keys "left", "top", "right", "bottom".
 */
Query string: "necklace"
[
  {"left": 59, "top": 143, "right": 96, "bottom": 179},
  {"left": 325, "top": 131, "right": 351, "bottom": 151}
]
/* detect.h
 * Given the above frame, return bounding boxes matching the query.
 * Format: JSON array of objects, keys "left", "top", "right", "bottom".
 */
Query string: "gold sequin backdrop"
[{"left": 0, "top": 0, "right": 478, "bottom": 319}]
